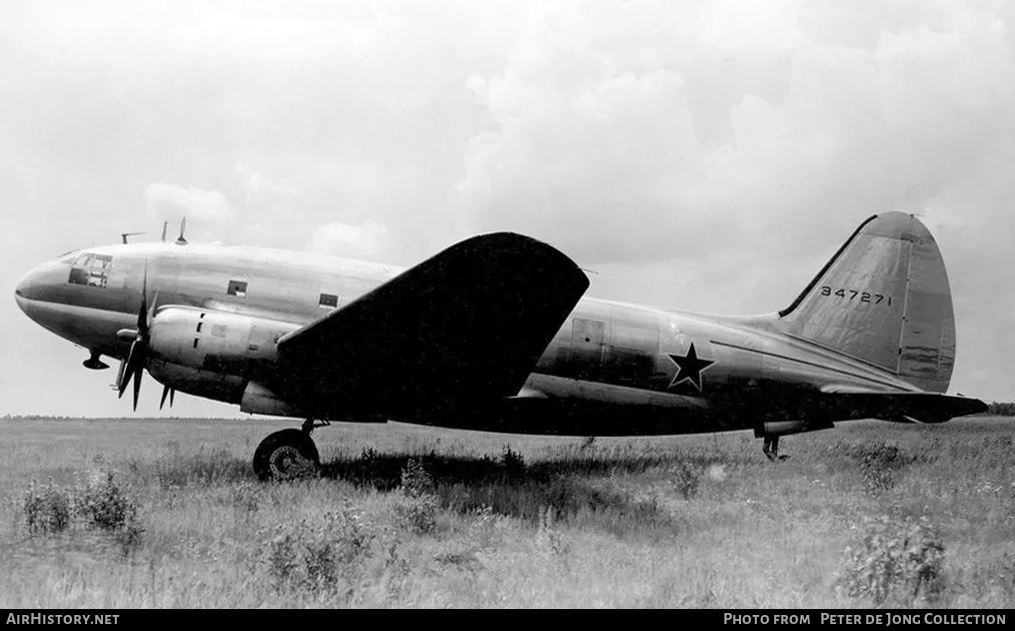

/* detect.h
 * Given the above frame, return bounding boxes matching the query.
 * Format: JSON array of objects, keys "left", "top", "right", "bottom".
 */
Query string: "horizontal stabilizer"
[{"left": 819, "top": 389, "right": 986, "bottom": 424}]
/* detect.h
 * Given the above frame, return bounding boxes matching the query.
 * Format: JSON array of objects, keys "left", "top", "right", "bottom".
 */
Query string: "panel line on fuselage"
[
  {"left": 780, "top": 331, "right": 910, "bottom": 375},
  {"left": 710, "top": 340, "right": 909, "bottom": 391}
]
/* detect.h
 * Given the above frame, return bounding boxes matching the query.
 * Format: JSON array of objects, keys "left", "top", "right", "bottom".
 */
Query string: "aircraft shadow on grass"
[
  {"left": 317, "top": 450, "right": 711, "bottom": 527},
  {"left": 321, "top": 450, "right": 692, "bottom": 488}
]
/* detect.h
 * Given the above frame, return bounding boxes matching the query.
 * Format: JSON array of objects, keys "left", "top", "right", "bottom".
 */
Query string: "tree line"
[{"left": 976, "top": 402, "right": 1015, "bottom": 416}]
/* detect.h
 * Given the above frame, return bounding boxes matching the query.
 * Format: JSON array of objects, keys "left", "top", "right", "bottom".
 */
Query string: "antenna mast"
[{"left": 175, "top": 217, "right": 188, "bottom": 245}]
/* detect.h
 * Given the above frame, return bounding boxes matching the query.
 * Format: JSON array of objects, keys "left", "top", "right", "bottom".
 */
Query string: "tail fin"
[{"left": 779, "top": 212, "right": 955, "bottom": 393}]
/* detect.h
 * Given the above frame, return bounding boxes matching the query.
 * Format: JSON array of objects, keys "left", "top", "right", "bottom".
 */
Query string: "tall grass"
[{"left": 0, "top": 417, "right": 1012, "bottom": 607}]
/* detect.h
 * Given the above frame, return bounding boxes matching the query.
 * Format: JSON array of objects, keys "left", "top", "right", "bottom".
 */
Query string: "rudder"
[{"left": 779, "top": 212, "right": 955, "bottom": 393}]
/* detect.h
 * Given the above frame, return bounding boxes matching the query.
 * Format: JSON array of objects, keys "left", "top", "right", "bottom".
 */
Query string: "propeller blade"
[
  {"left": 114, "top": 358, "right": 127, "bottom": 391},
  {"left": 160, "top": 384, "right": 170, "bottom": 410},
  {"left": 118, "top": 340, "right": 140, "bottom": 398},
  {"left": 131, "top": 364, "right": 143, "bottom": 411},
  {"left": 170, "top": 388, "right": 175, "bottom": 408}
]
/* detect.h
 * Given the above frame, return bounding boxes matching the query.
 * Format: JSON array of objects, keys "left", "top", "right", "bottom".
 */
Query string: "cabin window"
[
  {"left": 227, "top": 280, "right": 247, "bottom": 298},
  {"left": 67, "top": 253, "right": 113, "bottom": 288},
  {"left": 319, "top": 293, "right": 338, "bottom": 309}
]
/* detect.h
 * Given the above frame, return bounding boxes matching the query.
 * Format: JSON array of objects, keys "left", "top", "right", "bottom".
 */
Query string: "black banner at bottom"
[{"left": 1, "top": 609, "right": 1010, "bottom": 626}]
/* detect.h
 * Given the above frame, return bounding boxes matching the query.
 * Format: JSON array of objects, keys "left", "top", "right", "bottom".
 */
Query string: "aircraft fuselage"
[{"left": 15, "top": 239, "right": 929, "bottom": 437}]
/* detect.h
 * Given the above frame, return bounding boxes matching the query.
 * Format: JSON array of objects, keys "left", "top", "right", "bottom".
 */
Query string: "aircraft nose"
[{"left": 14, "top": 266, "right": 40, "bottom": 315}]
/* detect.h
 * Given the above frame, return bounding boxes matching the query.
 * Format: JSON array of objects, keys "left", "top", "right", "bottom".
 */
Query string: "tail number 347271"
[{"left": 819, "top": 286, "right": 892, "bottom": 306}]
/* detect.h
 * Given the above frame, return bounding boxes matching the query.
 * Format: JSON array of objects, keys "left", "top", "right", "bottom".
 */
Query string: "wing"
[{"left": 276, "top": 232, "right": 589, "bottom": 421}]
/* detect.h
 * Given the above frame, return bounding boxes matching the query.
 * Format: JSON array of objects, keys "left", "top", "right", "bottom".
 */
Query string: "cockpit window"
[{"left": 68, "top": 253, "right": 113, "bottom": 288}]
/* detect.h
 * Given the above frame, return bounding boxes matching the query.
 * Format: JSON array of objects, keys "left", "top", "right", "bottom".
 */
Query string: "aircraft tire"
[{"left": 253, "top": 429, "right": 321, "bottom": 481}]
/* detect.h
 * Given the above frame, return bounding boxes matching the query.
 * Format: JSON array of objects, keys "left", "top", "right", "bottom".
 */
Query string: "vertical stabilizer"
[{"left": 779, "top": 212, "right": 955, "bottom": 393}]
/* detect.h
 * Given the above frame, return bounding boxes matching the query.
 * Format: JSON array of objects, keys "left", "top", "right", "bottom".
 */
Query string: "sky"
[{"left": 1, "top": 0, "right": 1013, "bottom": 417}]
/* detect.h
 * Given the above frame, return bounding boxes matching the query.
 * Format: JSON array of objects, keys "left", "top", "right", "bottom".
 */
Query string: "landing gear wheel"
[{"left": 253, "top": 429, "right": 321, "bottom": 481}]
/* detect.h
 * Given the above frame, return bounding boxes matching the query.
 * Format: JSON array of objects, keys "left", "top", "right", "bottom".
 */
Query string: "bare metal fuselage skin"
[{"left": 14, "top": 238, "right": 934, "bottom": 437}]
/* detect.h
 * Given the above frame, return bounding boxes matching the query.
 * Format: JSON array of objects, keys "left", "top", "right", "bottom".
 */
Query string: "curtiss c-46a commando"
[{"left": 15, "top": 212, "right": 986, "bottom": 479}]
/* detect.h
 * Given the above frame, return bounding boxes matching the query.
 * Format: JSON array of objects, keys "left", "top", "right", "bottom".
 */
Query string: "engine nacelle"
[
  {"left": 757, "top": 419, "right": 834, "bottom": 437},
  {"left": 149, "top": 307, "right": 300, "bottom": 377}
]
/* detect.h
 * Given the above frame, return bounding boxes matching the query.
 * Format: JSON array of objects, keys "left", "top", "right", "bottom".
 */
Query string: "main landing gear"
[{"left": 252, "top": 419, "right": 326, "bottom": 481}]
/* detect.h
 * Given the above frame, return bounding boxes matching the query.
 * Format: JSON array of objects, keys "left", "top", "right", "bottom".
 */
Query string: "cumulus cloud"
[
  {"left": 308, "top": 221, "right": 393, "bottom": 259},
  {"left": 458, "top": 0, "right": 1015, "bottom": 274},
  {"left": 235, "top": 162, "right": 299, "bottom": 199},
  {"left": 145, "top": 183, "right": 236, "bottom": 225}
]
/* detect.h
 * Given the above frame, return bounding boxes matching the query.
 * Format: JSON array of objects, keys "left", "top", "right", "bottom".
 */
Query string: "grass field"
[{"left": 0, "top": 416, "right": 1012, "bottom": 608}]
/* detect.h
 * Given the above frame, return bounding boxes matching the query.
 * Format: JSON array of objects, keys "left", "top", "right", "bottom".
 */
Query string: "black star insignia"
[{"left": 667, "top": 343, "right": 714, "bottom": 392}]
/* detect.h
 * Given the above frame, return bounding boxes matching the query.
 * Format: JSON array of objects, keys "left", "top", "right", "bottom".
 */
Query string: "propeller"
[
  {"left": 117, "top": 263, "right": 152, "bottom": 411},
  {"left": 159, "top": 384, "right": 176, "bottom": 410}
]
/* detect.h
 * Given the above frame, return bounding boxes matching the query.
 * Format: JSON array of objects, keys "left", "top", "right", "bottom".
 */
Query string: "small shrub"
[
  {"left": 76, "top": 470, "right": 139, "bottom": 532},
  {"left": 671, "top": 461, "right": 701, "bottom": 499},
  {"left": 850, "top": 441, "right": 909, "bottom": 496},
  {"left": 22, "top": 472, "right": 144, "bottom": 554},
  {"left": 264, "top": 506, "right": 373, "bottom": 594},
  {"left": 23, "top": 481, "right": 72, "bottom": 535},
  {"left": 501, "top": 446, "right": 525, "bottom": 478},
  {"left": 394, "top": 458, "right": 439, "bottom": 535},
  {"left": 326, "top": 508, "right": 372, "bottom": 566},
  {"left": 400, "top": 458, "right": 436, "bottom": 498},
  {"left": 75, "top": 470, "right": 144, "bottom": 554},
  {"left": 839, "top": 516, "right": 946, "bottom": 607}
]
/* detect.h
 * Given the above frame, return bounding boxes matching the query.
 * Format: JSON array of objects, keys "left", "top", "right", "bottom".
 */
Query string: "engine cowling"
[
  {"left": 145, "top": 307, "right": 301, "bottom": 405},
  {"left": 149, "top": 306, "right": 299, "bottom": 375}
]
